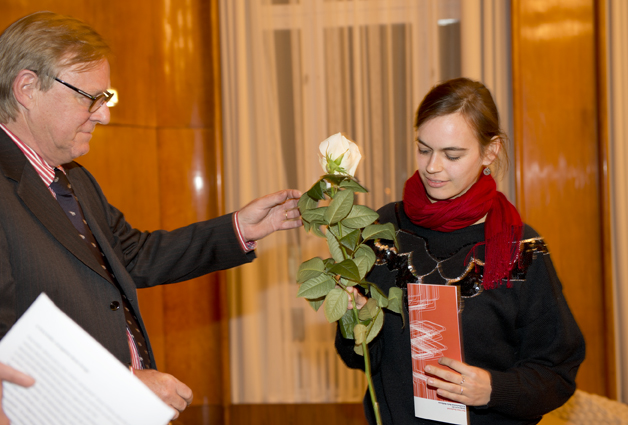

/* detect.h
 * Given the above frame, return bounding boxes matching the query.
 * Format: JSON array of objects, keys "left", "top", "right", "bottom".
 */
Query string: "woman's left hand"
[{"left": 425, "top": 357, "right": 492, "bottom": 406}]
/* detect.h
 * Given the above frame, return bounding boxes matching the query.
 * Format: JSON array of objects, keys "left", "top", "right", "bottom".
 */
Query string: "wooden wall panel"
[
  {"left": 87, "top": 2, "right": 159, "bottom": 127},
  {"left": 228, "top": 404, "right": 368, "bottom": 425},
  {"left": 512, "top": 0, "right": 613, "bottom": 396},
  {"left": 157, "top": 128, "right": 224, "bottom": 408}
]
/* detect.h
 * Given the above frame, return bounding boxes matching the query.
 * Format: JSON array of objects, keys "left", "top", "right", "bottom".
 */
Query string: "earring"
[{"left": 483, "top": 167, "right": 491, "bottom": 176}]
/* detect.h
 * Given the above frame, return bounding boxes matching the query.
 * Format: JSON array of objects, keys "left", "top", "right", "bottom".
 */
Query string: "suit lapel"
[{"left": 0, "top": 132, "right": 111, "bottom": 281}]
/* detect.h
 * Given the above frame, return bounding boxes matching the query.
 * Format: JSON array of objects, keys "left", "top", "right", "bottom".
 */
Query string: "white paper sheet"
[{"left": 0, "top": 293, "right": 174, "bottom": 425}]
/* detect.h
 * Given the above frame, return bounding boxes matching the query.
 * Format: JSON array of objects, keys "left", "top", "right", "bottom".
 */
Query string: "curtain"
[
  {"left": 609, "top": 0, "right": 628, "bottom": 402},
  {"left": 220, "top": 0, "right": 512, "bottom": 403},
  {"left": 461, "top": 0, "right": 513, "bottom": 198}
]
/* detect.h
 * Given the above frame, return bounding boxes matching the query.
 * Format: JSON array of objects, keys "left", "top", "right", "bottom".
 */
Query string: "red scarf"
[{"left": 403, "top": 171, "right": 523, "bottom": 290}]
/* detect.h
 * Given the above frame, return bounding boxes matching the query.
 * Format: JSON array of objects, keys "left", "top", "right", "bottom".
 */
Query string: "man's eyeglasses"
[{"left": 54, "top": 77, "right": 113, "bottom": 113}]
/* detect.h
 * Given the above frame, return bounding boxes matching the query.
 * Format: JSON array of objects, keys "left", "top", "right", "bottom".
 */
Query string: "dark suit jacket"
[{"left": 0, "top": 130, "right": 255, "bottom": 366}]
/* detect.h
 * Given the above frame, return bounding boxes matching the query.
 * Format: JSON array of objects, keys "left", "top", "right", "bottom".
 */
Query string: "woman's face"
[{"left": 415, "top": 112, "right": 498, "bottom": 202}]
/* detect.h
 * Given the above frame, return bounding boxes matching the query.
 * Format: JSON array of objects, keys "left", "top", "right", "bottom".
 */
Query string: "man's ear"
[
  {"left": 12, "top": 70, "right": 40, "bottom": 110},
  {"left": 482, "top": 136, "right": 502, "bottom": 167}
]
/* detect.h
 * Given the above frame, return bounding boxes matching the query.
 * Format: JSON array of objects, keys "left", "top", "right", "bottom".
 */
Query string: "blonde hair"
[{"left": 0, "top": 11, "right": 111, "bottom": 123}]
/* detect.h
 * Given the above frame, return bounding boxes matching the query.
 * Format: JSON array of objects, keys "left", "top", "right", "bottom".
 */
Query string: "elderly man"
[{"left": 0, "top": 11, "right": 301, "bottom": 419}]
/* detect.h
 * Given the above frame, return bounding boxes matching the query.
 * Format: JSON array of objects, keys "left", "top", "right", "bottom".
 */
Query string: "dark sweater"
[{"left": 335, "top": 202, "right": 585, "bottom": 425}]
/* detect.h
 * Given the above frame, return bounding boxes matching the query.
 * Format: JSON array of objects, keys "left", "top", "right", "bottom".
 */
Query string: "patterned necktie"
[{"left": 50, "top": 168, "right": 151, "bottom": 369}]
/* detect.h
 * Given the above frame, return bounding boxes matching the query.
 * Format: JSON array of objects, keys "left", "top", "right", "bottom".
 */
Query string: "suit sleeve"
[
  {"left": 78, "top": 166, "right": 256, "bottom": 289},
  {"left": 0, "top": 223, "right": 16, "bottom": 338}
]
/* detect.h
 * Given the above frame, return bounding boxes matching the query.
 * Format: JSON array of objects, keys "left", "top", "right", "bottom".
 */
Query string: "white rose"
[{"left": 318, "top": 132, "right": 362, "bottom": 176}]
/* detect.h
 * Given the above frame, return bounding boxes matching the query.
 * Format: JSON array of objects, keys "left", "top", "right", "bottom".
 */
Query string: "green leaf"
[
  {"left": 324, "top": 287, "right": 348, "bottom": 323},
  {"left": 326, "top": 228, "right": 345, "bottom": 263},
  {"left": 371, "top": 284, "right": 389, "bottom": 308},
  {"left": 307, "top": 180, "right": 326, "bottom": 201},
  {"left": 297, "top": 273, "right": 335, "bottom": 299},
  {"left": 339, "top": 179, "right": 369, "bottom": 193},
  {"left": 342, "top": 205, "right": 379, "bottom": 229},
  {"left": 310, "top": 221, "right": 327, "bottom": 238},
  {"left": 302, "top": 207, "right": 328, "bottom": 224},
  {"left": 323, "top": 174, "right": 347, "bottom": 186},
  {"left": 324, "top": 190, "right": 354, "bottom": 225},
  {"left": 353, "top": 255, "right": 371, "bottom": 280},
  {"left": 328, "top": 222, "right": 351, "bottom": 239},
  {"left": 323, "top": 258, "right": 336, "bottom": 271},
  {"left": 354, "top": 245, "right": 376, "bottom": 272},
  {"left": 303, "top": 220, "right": 311, "bottom": 233},
  {"left": 339, "top": 229, "right": 360, "bottom": 252},
  {"left": 329, "top": 259, "right": 361, "bottom": 282},
  {"left": 365, "top": 309, "right": 384, "bottom": 344},
  {"left": 362, "top": 222, "right": 397, "bottom": 242},
  {"left": 354, "top": 323, "right": 367, "bottom": 345},
  {"left": 307, "top": 297, "right": 325, "bottom": 312},
  {"left": 297, "top": 193, "right": 318, "bottom": 216},
  {"left": 340, "top": 277, "right": 357, "bottom": 288},
  {"left": 297, "top": 257, "right": 325, "bottom": 283},
  {"left": 354, "top": 344, "right": 364, "bottom": 356},
  {"left": 386, "top": 287, "right": 404, "bottom": 315},
  {"left": 358, "top": 298, "right": 379, "bottom": 321},
  {"left": 339, "top": 309, "right": 357, "bottom": 339}
]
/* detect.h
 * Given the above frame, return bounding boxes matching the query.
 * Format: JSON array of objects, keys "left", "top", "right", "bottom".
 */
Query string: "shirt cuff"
[{"left": 233, "top": 211, "right": 257, "bottom": 253}]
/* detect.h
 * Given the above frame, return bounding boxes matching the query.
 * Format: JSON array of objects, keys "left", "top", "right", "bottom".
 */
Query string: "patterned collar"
[{"left": 0, "top": 123, "right": 60, "bottom": 188}]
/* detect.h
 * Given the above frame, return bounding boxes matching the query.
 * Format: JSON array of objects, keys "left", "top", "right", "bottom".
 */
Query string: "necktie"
[{"left": 50, "top": 168, "right": 151, "bottom": 369}]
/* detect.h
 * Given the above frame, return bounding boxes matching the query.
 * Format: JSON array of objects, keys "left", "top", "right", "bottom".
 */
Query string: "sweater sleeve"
[{"left": 485, "top": 252, "right": 586, "bottom": 419}]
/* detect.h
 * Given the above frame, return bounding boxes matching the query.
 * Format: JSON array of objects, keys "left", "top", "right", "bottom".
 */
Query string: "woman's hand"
[
  {"left": 345, "top": 286, "right": 368, "bottom": 310},
  {"left": 425, "top": 357, "right": 492, "bottom": 406}
]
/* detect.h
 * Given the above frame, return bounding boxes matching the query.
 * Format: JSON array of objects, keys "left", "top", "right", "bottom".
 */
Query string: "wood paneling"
[
  {"left": 155, "top": 0, "right": 217, "bottom": 129},
  {"left": 157, "top": 128, "right": 224, "bottom": 403},
  {"left": 595, "top": 0, "right": 616, "bottom": 400},
  {"left": 512, "top": 0, "right": 613, "bottom": 396},
  {"left": 226, "top": 404, "right": 368, "bottom": 425},
  {"left": 87, "top": 2, "right": 159, "bottom": 127}
]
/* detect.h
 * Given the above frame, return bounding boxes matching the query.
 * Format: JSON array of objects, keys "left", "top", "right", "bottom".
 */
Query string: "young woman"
[{"left": 335, "top": 78, "right": 585, "bottom": 425}]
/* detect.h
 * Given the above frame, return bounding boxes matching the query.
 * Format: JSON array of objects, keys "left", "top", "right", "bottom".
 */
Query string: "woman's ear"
[
  {"left": 12, "top": 70, "right": 39, "bottom": 109},
  {"left": 482, "top": 136, "right": 502, "bottom": 167}
]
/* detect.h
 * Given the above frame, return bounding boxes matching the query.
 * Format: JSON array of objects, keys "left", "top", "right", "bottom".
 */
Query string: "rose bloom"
[{"left": 318, "top": 132, "right": 362, "bottom": 176}]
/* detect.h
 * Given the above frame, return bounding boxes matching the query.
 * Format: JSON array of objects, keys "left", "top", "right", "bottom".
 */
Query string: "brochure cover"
[{"left": 408, "top": 283, "right": 468, "bottom": 425}]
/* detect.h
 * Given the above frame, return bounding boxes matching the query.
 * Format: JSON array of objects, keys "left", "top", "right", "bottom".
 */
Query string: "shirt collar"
[{"left": 0, "top": 123, "right": 59, "bottom": 187}]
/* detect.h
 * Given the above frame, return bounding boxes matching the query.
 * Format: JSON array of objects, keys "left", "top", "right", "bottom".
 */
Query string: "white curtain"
[
  {"left": 608, "top": 0, "right": 628, "bottom": 403},
  {"left": 220, "top": 0, "right": 512, "bottom": 404},
  {"left": 461, "top": 0, "right": 513, "bottom": 198}
]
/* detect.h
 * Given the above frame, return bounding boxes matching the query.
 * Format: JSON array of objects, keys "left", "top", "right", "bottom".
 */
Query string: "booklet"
[
  {"left": 408, "top": 283, "right": 468, "bottom": 425},
  {"left": 0, "top": 293, "right": 174, "bottom": 425}
]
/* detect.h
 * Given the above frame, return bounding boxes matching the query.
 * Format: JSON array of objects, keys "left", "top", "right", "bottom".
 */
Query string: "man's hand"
[
  {"left": 134, "top": 369, "right": 193, "bottom": 420},
  {"left": 0, "top": 363, "right": 35, "bottom": 425},
  {"left": 237, "top": 189, "right": 302, "bottom": 242}
]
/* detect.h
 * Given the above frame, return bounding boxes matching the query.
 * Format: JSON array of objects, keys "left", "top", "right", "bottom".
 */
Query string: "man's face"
[{"left": 28, "top": 59, "right": 111, "bottom": 166}]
